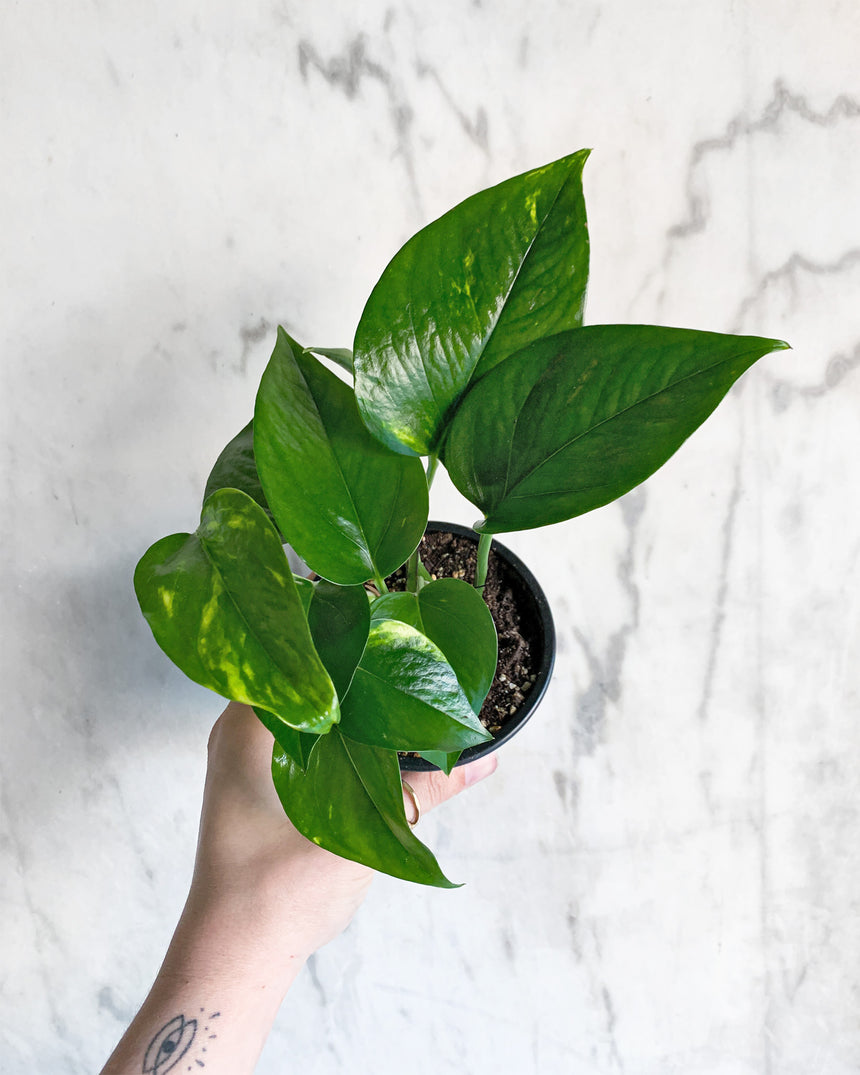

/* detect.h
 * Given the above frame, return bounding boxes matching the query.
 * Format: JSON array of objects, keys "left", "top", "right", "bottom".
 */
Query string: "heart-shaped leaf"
[
  {"left": 443, "top": 325, "right": 790, "bottom": 533},
  {"left": 272, "top": 727, "right": 458, "bottom": 887},
  {"left": 134, "top": 487, "right": 338, "bottom": 734},
  {"left": 354, "top": 150, "right": 591, "bottom": 456},
  {"left": 339, "top": 619, "right": 492, "bottom": 753},
  {"left": 372, "top": 578, "right": 497, "bottom": 714},
  {"left": 415, "top": 578, "right": 497, "bottom": 713},
  {"left": 254, "top": 328, "right": 429, "bottom": 585},
  {"left": 306, "top": 580, "right": 370, "bottom": 699},
  {"left": 203, "top": 420, "right": 278, "bottom": 530}
]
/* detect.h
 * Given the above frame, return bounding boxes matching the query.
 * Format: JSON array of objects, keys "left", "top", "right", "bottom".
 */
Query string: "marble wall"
[{"left": 3, "top": 2, "right": 859, "bottom": 1072}]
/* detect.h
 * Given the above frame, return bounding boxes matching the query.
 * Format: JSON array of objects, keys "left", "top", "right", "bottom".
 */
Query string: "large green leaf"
[
  {"left": 353, "top": 150, "right": 591, "bottom": 456},
  {"left": 306, "top": 580, "right": 370, "bottom": 699},
  {"left": 443, "top": 325, "right": 790, "bottom": 533},
  {"left": 254, "top": 328, "right": 429, "bottom": 585},
  {"left": 203, "top": 420, "right": 277, "bottom": 528},
  {"left": 371, "top": 578, "right": 497, "bottom": 713},
  {"left": 272, "top": 727, "right": 458, "bottom": 887},
  {"left": 134, "top": 488, "right": 338, "bottom": 734},
  {"left": 339, "top": 619, "right": 492, "bottom": 753}
]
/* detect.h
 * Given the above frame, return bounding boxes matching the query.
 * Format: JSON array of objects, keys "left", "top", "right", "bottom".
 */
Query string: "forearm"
[
  {"left": 100, "top": 888, "right": 305, "bottom": 1075},
  {"left": 98, "top": 702, "right": 491, "bottom": 1073}
]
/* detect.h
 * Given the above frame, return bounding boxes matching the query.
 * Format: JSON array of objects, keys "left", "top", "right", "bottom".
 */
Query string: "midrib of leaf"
[
  {"left": 498, "top": 347, "right": 763, "bottom": 506},
  {"left": 487, "top": 176, "right": 576, "bottom": 505},
  {"left": 261, "top": 356, "right": 369, "bottom": 562},
  {"left": 355, "top": 663, "right": 475, "bottom": 729},
  {"left": 338, "top": 732, "right": 412, "bottom": 845},
  {"left": 297, "top": 359, "right": 376, "bottom": 572},
  {"left": 197, "top": 530, "right": 325, "bottom": 712},
  {"left": 368, "top": 465, "right": 404, "bottom": 564},
  {"left": 478, "top": 168, "right": 576, "bottom": 380}
]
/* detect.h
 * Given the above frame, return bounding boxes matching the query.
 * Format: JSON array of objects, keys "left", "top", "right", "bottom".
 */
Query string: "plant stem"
[
  {"left": 373, "top": 569, "right": 389, "bottom": 595},
  {"left": 425, "top": 453, "right": 440, "bottom": 489},
  {"left": 475, "top": 531, "right": 493, "bottom": 592},
  {"left": 407, "top": 548, "right": 419, "bottom": 593},
  {"left": 404, "top": 456, "right": 440, "bottom": 594}
]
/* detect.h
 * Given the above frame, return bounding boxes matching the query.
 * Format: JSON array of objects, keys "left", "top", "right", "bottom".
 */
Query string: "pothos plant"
[{"left": 135, "top": 149, "right": 787, "bottom": 887}]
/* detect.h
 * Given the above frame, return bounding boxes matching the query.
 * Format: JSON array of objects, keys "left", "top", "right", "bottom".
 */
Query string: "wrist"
[
  {"left": 172, "top": 882, "right": 309, "bottom": 989},
  {"left": 100, "top": 889, "right": 305, "bottom": 1075}
]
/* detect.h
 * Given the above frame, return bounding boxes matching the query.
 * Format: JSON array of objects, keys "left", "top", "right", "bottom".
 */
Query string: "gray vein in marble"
[
  {"left": 500, "top": 923, "right": 516, "bottom": 963},
  {"left": 237, "top": 315, "right": 273, "bottom": 376},
  {"left": 304, "top": 952, "right": 328, "bottom": 1008},
  {"left": 97, "top": 986, "right": 133, "bottom": 1025},
  {"left": 732, "top": 249, "right": 860, "bottom": 332},
  {"left": 771, "top": 336, "right": 860, "bottom": 412},
  {"left": 633, "top": 81, "right": 860, "bottom": 322},
  {"left": 297, "top": 35, "right": 421, "bottom": 214},
  {"left": 696, "top": 455, "right": 743, "bottom": 730},
  {"left": 572, "top": 490, "right": 645, "bottom": 755},
  {"left": 414, "top": 59, "right": 489, "bottom": 153},
  {"left": 565, "top": 905, "right": 582, "bottom": 962},
  {"left": 670, "top": 81, "right": 860, "bottom": 243},
  {"left": 728, "top": 249, "right": 860, "bottom": 409},
  {"left": 601, "top": 985, "right": 624, "bottom": 1072},
  {"left": 552, "top": 766, "right": 579, "bottom": 817}
]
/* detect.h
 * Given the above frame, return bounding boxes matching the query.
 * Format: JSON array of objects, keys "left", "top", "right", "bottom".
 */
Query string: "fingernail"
[{"left": 463, "top": 753, "right": 498, "bottom": 786}]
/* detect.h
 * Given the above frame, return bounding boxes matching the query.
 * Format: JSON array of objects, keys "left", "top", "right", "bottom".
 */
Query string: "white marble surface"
[{"left": 3, "top": 2, "right": 860, "bottom": 1072}]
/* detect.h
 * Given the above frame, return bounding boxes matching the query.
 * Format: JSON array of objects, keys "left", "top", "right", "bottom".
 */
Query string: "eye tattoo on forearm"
[{"left": 142, "top": 1010, "right": 219, "bottom": 1073}]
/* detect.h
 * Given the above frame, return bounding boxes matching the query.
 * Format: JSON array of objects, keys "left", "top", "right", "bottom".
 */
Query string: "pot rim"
[{"left": 399, "top": 521, "right": 556, "bottom": 771}]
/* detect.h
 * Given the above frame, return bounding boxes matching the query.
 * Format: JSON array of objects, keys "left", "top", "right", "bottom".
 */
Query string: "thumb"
[{"left": 402, "top": 753, "right": 498, "bottom": 818}]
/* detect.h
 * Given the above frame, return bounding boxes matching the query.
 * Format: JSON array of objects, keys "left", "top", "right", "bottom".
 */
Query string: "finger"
[{"left": 403, "top": 753, "right": 498, "bottom": 818}]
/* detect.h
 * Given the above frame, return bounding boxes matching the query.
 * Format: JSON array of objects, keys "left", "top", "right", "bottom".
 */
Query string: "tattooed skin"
[{"left": 142, "top": 1011, "right": 219, "bottom": 1073}]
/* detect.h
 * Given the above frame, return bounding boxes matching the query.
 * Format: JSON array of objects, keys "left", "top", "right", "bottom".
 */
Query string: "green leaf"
[
  {"left": 134, "top": 488, "right": 338, "bottom": 733},
  {"left": 293, "top": 575, "right": 315, "bottom": 614},
  {"left": 372, "top": 579, "right": 497, "bottom": 713},
  {"left": 443, "top": 325, "right": 790, "bottom": 533},
  {"left": 254, "top": 706, "right": 318, "bottom": 771},
  {"left": 354, "top": 150, "right": 591, "bottom": 456},
  {"left": 370, "top": 590, "right": 423, "bottom": 629},
  {"left": 254, "top": 327, "right": 429, "bottom": 585},
  {"left": 339, "top": 619, "right": 492, "bottom": 753},
  {"left": 418, "top": 749, "right": 461, "bottom": 773},
  {"left": 272, "top": 727, "right": 459, "bottom": 887},
  {"left": 203, "top": 420, "right": 278, "bottom": 530},
  {"left": 304, "top": 346, "right": 354, "bottom": 375},
  {"left": 307, "top": 580, "right": 370, "bottom": 699},
  {"left": 416, "top": 578, "right": 497, "bottom": 714}
]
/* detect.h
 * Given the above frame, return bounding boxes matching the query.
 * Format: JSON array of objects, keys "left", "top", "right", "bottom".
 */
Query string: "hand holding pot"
[
  {"left": 192, "top": 701, "right": 498, "bottom": 957},
  {"left": 100, "top": 702, "right": 496, "bottom": 1075}
]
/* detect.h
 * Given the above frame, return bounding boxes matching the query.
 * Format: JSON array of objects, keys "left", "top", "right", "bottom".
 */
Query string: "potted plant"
[{"left": 135, "top": 149, "right": 787, "bottom": 887}]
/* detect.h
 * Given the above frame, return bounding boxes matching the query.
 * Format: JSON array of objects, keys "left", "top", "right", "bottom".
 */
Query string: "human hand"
[
  {"left": 190, "top": 702, "right": 498, "bottom": 961},
  {"left": 101, "top": 703, "right": 496, "bottom": 1075}
]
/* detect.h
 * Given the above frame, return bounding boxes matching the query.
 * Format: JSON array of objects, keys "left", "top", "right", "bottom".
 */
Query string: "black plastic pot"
[{"left": 399, "top": 521, "right": 555, "bottom": 772}]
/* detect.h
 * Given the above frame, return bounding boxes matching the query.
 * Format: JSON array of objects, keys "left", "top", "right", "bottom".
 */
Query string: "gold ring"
[{"left": 402, "top": 780, "right": 421, "bottom": 828}]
